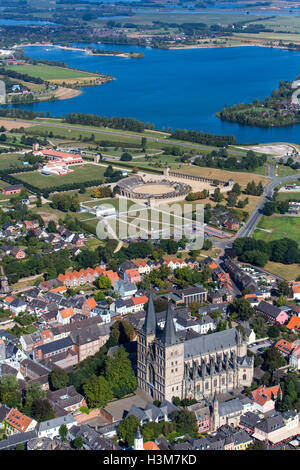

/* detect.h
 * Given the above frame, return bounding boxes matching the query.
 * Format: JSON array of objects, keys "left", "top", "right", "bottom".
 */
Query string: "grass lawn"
[
  {"left": 263, "top": 261, "right": 300, "bottom": 281},
  {"left": 5, "top": 64, "right": 99, "bottom": 82},
  {"left": 276, "top": 192, "right": 300, "bottom": 202},
  {"left": 14, "top": 164, "right": 108, "bottom": 190},
  {"left": 275, "top": 165, "right": 299, "bottom": 177},
  {"left": 0, "top": 153, "right": 24, "bottom": 171},
  {"left": 253, "top": 215, "right": 300, "bottom": 245}
]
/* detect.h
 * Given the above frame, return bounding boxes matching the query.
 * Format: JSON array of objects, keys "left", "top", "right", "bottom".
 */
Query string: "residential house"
[
  {"left": 290, "top": 344, "right": 300, "bottom": 370},
  {"left": 252, "top": 412, "right": 285, "bottom": 442},
  {"left": 124, "top": 269, "right": 141, "bottom": 284},
  {"left": 250, "top": 385, "right": 281, "bottom": 413},
  {"left": 5, "top": 408, "right": 37, "bottom": 435},
  {"left": 10, "top": 247, "right": 26, "bottom": 259},
  {"left": 46, "top": 386, "right": 86, "bottom": 416},
  {"left": 286, "top": 316, "right": 300, "bottom": 333},
  {"left": 57, "top": 307, "right": 75, "bottom": 325},
  {"left": 114, "top": 280, "right": 137, "bottom": 299},
  {"left": 256, "top": 300, "right": 289, "bottom": 325},
  {"left": 37, "top": 414, "right": 76, "bottom": 439}
]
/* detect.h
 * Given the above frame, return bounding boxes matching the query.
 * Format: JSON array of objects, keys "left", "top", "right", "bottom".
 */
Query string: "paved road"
[{"left": 213, "top": 169, "right": 300, "bottom": 255}]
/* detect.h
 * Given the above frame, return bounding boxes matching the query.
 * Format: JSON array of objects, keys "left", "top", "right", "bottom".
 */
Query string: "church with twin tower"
[{"left": 136, "top": 292, "right": 254, "bottom": 402}]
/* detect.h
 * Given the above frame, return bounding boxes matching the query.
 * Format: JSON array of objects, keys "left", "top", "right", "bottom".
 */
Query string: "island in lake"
[{"left": 217, "top": 78, "right": 300, "bottom": 128}]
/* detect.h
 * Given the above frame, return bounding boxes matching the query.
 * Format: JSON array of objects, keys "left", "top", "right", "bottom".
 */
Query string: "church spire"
[
  {"left": 162, "top": 302, "right": 177, "bottom": 346},
  {"left": 143, "top": 290, "right": 157, "bottom": 335}
]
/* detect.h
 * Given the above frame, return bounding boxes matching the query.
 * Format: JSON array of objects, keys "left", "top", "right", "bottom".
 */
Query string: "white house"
[
  {"left": 290, "top": 345, "right": 300, "bottom": 370},
  {"left": 37, "top": 414, "right": 76, "bottom": 439}
]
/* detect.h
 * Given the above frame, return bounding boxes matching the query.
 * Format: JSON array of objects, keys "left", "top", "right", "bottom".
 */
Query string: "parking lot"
[{"left": 248, "top": 340, "right": 274, "bottom": 355}]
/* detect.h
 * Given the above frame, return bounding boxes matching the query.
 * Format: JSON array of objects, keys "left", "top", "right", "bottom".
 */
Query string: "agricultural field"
[
  {"left": 253, "top": 215, "right": 300, "bottom": 246},
  {"left": 14, "top": 164, "right": 109, "bottom": 190}
]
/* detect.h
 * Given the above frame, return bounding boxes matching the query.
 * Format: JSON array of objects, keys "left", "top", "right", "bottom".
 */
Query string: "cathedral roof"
[{"left": 184, "top": 328, "right": 240, "bottom": 359}]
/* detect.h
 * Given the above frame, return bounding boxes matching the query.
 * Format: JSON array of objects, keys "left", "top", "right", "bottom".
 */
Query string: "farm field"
[
  {"left": 14, "top": 164, "right": 108, "bottom": 189},
  {"left": 253, "top": 215, "right": 300, "bottom": 245}
]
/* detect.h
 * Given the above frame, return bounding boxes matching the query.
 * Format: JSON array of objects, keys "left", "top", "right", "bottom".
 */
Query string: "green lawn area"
[
  {"left": 276, "top": 191, "right": 300, "bottom": 202},
  {"left": 14, "top": 164, "right": 108, "bottom": 190},
  {"left": 275, "top": 165, "right": 299, "bottom": 177},
  {"left": 253, "top": 215, "right": 300, "bottom": 245},
  {"left": 0, "top": 153, "right": 24, "bottom": 171},
  {"left": 5, "top": 64, "right": 98, "bottom": 81}
]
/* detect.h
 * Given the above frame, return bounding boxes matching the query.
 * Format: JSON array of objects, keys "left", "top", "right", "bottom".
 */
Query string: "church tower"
[
  {"left": 137, "top": 295, "right": 184, "bottom": 402},
  {"left": 134, "top": 427, "right": 144, "bottom": 450},
  {"left": 158, "top": 302, "right": 184, "bottom": 402},
  {"left": 136, "top": 291, "right": 157, "bottom": 397}
]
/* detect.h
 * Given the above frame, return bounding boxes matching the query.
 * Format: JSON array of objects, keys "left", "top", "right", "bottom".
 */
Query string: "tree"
[
  {"left": 212, "top": 188, "right": 224, "bottom": 203},
  {"left": 73, "top": 436, "right": 83, "bottom": 450},
  {"left": 83, "top": 375, "right": 113, "bottom": 409},
  {"left": 15, "top": 444, "right": 25, "bottom": 450},
  {"left": 59, "top": 424, "right": 68, "bottom": 442},
  {"left": 171, "top": 409, "right": 198, "bottom": 436},
  {"left": 31, "top": 398, "right": 55, "bottom": 422},
  {"left": 120, "top": 152, "right": 132, "bottom": 161},
  {"left": 247, "top": 441, "right": 266, "bottom": 450},
  {"left": 227, "top": 298, "right": 255, "bottom": 321},
  {"left": 98, "top": 276, "right": 111, "bottom": 290},
  {"left": 267, "top": 325, "right": 280, "bottom": 339},
  {"left": 277, "top": 280, "right": 290, "bottom": 297},
  {"left": 47, "top": 220, "right": 56, "bottom": 233},
  {"left": 104, "top": 347, "right": 137, "bottom": 399},
  {"left": 118, "top": 415, "right": 140, "bottom": 447},
  {"left": 49, "top": 367, "right": 69, "bottom": 391},
  {"left": 23, "top": 382, "right": 44, "bottom": 417}
]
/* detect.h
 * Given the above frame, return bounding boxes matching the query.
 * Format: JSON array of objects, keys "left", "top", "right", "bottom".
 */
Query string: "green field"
[
  {"left": 276, "top": 191, "right": 300, "bottom": 202},
  {"left": 253, "top": 215, "right": 300, "bottom": 245},
  {"left": 5, "top": 64, "right": 98, "bottom": 81},
  {"left": 14, "top": 164, "right": 108, "bottom": 189},
  {"left": 0, "top": 153, "right": 23, "bottom": 170}
]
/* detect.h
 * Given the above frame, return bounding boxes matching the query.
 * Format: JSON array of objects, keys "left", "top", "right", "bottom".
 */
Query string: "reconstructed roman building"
[{"left": 137, "top": 293, "right": 254, "bottom": 402}]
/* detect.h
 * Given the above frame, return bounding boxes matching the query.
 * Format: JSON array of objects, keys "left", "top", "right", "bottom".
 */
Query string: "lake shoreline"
[{"left": 14, "top": 40, "right": 300, "bottom": 54}]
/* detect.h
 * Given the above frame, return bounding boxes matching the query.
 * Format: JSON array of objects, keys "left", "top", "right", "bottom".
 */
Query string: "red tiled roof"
[
  {"left": 287, "top": 316, "right": 300, "bottom": 331},
  {"left": 86, "top": 297, "right": 97, "bottom": 309},
  {"left": 6, "top": 408, "right": 34, "bottom": 432},
  {"left": 132, "top": 295, "right": 148, "bottom": 305},
  {"left": 251, "top": 385, "right": 280, "bottom": 406},
  {"left": 59, "top": 307, "right": 74, "bottom": 319}
]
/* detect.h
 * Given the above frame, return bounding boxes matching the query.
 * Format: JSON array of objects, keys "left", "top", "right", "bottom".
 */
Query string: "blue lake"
[
  {"left": 0, "top": 19, "right": 56, "bottom": 25},
  {"left": 14, "top": 44, "right": 300, "bottom": 144}
]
